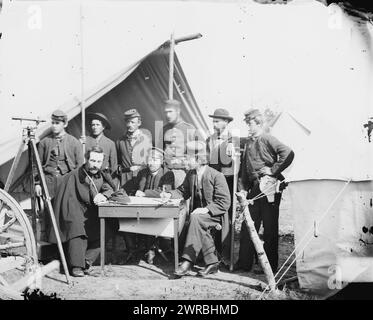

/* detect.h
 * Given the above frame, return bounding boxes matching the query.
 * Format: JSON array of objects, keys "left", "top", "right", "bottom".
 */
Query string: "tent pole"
[
  {"left": 80, "top": 1, "right": 86, "bottom": 157},
  {"left": 168, "top": 32, "right": 175, "bottom": 100}
]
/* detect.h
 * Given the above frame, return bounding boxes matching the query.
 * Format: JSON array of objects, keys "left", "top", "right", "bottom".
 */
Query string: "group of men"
[{"left": 36, "top": 99, "right": 294, "bottom": 278}]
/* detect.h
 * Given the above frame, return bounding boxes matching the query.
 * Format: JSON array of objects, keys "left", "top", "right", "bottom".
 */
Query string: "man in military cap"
[
  {"left": 125, "top": 147, "right": 176, "bottom": 264},
  {"left": 235, "top": 108, "right": 294, "bottom": 274},
  {"left": 162, "top": 141, "right": 231, "bottom": 277},
  {"left": 116, "top": 108, "right": 152, "bottom": 259},
  {"left": 35, "top": 109, "right": 84, "bottom": 199},
  {"left": 85, "top": 112, "right": 117, "bottom": 175},
  {"left": 162, "top": 99, "right": 198, "bottom": 188},
  {"left": 206, "top": 108, "right": 238, "bottom": 267}
]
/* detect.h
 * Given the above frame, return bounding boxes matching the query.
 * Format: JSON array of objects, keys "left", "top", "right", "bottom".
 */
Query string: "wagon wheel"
[{"left": 0, "top": 188, "right": 38, "bottom": 299}]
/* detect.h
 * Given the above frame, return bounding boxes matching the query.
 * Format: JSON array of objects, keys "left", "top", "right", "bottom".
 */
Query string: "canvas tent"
[
  {"left": 2, "top": 0, "right": 373, "bottom": 298},
  {"left": 267, "top": 4, "right": 373, "bottom": 295},
  {"left": 0, "top": 1, "right": 209, "bottom": 203}
]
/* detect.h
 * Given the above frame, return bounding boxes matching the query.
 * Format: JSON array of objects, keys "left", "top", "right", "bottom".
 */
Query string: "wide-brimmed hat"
[
  {"left": 208, "top": 108, "right": 233, "bottom": 122},
  {"left": 87, "top": 112, "right": 111, "bottom": 130}
]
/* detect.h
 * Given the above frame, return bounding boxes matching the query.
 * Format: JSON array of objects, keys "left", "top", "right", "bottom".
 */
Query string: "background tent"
[
  {"left": 2, "top": 0, "right": 373, "bottom": 297},
  {"left": 0, "top": 1, "right": 209, "bottom": 203}
]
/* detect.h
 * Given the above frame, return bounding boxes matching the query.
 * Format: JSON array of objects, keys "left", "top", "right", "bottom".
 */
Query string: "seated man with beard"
[{"left": 49, "top": 146, "right": 128, "bottom": 277}]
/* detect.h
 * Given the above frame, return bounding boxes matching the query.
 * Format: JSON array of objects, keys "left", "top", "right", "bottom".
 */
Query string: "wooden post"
[
  {"left": 80, "top": 2, "right": 86, "bottom": 157},
  {"left": 229, "top": 152, "right": 239, "bottom": 271},
  {"left": 168, "top": 32, "right": 175, "bottom": 100},
  {"left": 236, "top": 191, "right": 276, "bottom": 292}
]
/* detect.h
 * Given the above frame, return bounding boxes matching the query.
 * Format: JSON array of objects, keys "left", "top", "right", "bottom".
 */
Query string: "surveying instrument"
[{"left": 4, "top": 117, "right": 71, "bottom": 284}]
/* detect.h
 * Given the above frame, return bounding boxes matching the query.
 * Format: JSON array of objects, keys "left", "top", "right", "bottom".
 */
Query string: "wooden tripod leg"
[
  {"left": 229, "top": 154, "right": 239, "bottom": 271},
  {"left": 29, "top": 143, "right": 38, "bottom": 242},
  {"left": 29, "top": 139, "right": 71, "bottom": 285}
]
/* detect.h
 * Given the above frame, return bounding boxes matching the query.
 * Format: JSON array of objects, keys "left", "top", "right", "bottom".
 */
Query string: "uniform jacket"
[
  {"left": 116, "top": 128, "right": 152, "bottom": 186},
  {"left": 240, "top": 133, "right": 294, "bottom": 190},
  {"left": 163, "top": 120, "right": 196, "bottom": 169},
  {"left": 206, "top": 128, "right": 237, "bottom": 176},
  {"left": 38, "top": 133, "right": 84, "bottom": 174}
]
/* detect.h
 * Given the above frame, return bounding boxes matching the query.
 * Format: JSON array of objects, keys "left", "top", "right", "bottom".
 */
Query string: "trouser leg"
[
  {"left": 85, "top": 239, "right": 101, "bottom": 267},
  {"left": 262, "top": 193, "right": 281, "bottom": 272},
  {"left": 237, "top": 203, "right": 261, "bottom": 269},
  {"left": 67, "top": 236, "right": 87, "bottom": 269},
  {"left": 182, "top": 213, "right": 220, "bottom": 265},
  {"left": 122, "top": 232, "right": 136, "bottom": 252},
  {"left": 221, "top": 175, "right": 234, "bottom": 261}
]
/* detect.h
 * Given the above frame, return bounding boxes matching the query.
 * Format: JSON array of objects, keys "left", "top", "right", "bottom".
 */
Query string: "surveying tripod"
[{"left": 4, "top": 117, "right": 71, "bottom": 284}]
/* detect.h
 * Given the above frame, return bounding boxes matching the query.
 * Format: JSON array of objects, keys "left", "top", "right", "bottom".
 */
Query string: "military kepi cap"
[
  {"left": 87, "top": 112, "right": 111, "bottom": 130},
  {"left": 124, "top": 108, "right": 141, "bottom": 120},
  {"left": 164, "top": 99, "right": 181, "bottom": 109},
  {"left": 243, "top": 108, "right": 262, "bottom": 121},
  {"left": 51, "top": 109, "right": 68, "bottom": 122}
]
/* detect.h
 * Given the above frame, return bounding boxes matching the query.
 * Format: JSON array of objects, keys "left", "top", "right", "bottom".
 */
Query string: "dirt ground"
[{"left": 34, "top": 199, "right": 318, "bottom": 300}]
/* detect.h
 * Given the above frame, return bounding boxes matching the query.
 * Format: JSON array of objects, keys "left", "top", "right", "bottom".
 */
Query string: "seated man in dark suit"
[{"left": 162, "top": 141, "right": 231, "bottom": 277}]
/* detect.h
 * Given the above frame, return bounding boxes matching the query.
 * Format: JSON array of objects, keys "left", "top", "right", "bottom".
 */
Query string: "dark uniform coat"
[
  {"left": 48, "top": 166, "right": 116, "bottom": 244},
  {"left": 163, "top": 120, "right": 196, "bottom": 169},
  {"left": 116, "top": 128, "right": 152, "bottom": 186},
  {"left": 123, "top": 166, "right": 175, "bottom": 197}
]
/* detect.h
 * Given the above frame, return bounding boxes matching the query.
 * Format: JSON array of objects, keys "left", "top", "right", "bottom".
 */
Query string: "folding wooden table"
[{"left": 98, "top": 198, "right": 182, "bottom": 272}]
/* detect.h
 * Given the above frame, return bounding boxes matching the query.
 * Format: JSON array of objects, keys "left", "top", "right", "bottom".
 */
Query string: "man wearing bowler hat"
[
  {"left": 162, "top": 99, "right": 197, "bottom": 188},
  {"left": 85, "top": 112, "right": 117, "bottom": 174},
  {"left": 206, "top": 108, "right": 238, "bottom": 267},
  {"left": 35, "top": 109, "right": 84, "bottom": 199}
]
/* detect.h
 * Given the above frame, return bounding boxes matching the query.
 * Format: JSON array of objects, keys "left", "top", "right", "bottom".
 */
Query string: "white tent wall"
[{"left": 289, "top": 180, "right": 373, "bottom": 296}]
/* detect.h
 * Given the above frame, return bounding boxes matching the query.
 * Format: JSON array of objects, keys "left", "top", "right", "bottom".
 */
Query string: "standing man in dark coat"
[
  {"left": 235, "top": 109, "right": 294, "bottom": 274},
  {"left": 116, "top": 108, "right": 152, "bottom": 258},
  {"left": 85, "top": 112, "right": 117, "bottom": 175},
  {"left": 206, "top": 108, "right": 238, "bottom": 267},
  {"left": 35, "top": 109, "right": 84, "bottom": 199},
  {"left": 163, "top": 141, "right": 231, "bottom": 277},
  {"left": 116, "top": 108, "right": 152, "bottom": 187},
  {"left": 49, "top": 146, "right": 124, "bottom": 277},
  {"left": 162, "top": 99, "right": 197, "bottom": 188}
]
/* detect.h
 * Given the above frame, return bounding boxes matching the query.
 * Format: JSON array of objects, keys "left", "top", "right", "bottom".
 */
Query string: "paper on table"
[{"left": 126, "top": 196, "right": 182, "bottom": 206}]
